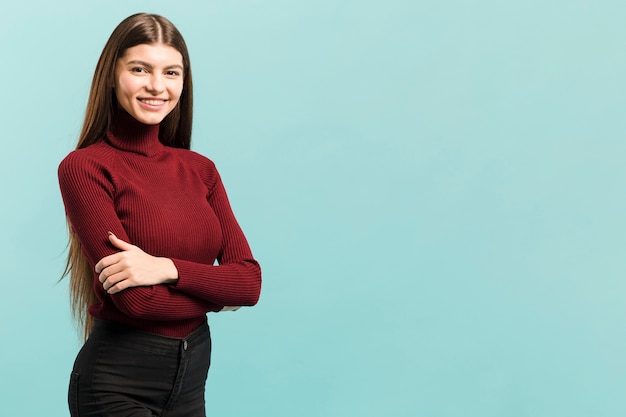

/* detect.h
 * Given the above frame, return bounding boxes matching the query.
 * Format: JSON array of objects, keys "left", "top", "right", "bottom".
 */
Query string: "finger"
[
  {"left": 95, "top": 257, "right": 110, "bottom": 274},
  {"left": 106, "top": 277, "right": 132, "bottom": 295},
  {"left": 98, "top": 262, "right": 121, "bottom": 283},
  {"left": 101, "top": 270, "right": 128, "bottom": 292},
  {"left": 108, "top": 232, "right": 135, "bottom": 251},
  {"left": 95, "top": 253, "right": 120, "bottom": 274}
]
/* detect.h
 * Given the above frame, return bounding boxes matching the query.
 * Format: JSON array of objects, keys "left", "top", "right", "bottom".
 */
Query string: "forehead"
[{"left": 118, "top": 43, "right": 183, "bottom": 66}]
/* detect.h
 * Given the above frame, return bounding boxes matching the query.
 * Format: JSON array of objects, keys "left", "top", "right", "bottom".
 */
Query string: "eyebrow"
[{"left": 125, "top": 60, "right": 184, "bottom": 71}]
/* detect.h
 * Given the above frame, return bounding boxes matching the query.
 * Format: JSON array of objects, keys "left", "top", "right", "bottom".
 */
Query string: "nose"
[{"left": 147, "top": 73, "right": 165, "bottom": 93}]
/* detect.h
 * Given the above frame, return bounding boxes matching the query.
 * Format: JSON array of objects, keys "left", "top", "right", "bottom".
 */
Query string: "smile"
[{"left": 138, "top": 98, "right": 167, "bottom": 106}]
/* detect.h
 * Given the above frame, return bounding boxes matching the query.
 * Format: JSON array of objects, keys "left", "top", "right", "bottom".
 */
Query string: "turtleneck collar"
[{"left": 106, "top": 111, "right": 165, "bottom": 157}]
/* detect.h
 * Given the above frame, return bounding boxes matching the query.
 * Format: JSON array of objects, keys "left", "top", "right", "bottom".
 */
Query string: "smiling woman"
[
  {"left": 57, "top": 13, "right": 261, "bottom": 417},
  {"left": 114, "top": 43, "right": 185, "bottom": 125}
]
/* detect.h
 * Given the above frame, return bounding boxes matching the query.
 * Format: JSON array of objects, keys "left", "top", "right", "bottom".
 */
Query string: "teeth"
[{"left": 140, "top": 99, "right": 166, "bottom": 105}]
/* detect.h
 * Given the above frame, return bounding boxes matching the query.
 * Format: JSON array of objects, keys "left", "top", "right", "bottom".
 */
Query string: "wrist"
[{"left": 161, "top": 258, "right": 179, "bottom": 284}]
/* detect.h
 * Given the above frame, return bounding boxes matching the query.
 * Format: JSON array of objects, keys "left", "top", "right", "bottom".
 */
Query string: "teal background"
[{"left": 1, "top": 1, "right": 625, "bottom": 416}]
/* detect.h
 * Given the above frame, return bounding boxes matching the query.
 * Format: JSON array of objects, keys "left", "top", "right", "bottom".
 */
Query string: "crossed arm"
[
  {"left": 96, "top": 232, "right": 179, "bottom": 295},
  {"left": 59, "top": 151, "right": 261, "bottom": 319}
]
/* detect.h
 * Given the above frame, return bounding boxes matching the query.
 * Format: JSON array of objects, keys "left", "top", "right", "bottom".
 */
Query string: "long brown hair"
[{"left": 63, "top": 13, "right": 194, "bottom": 339}]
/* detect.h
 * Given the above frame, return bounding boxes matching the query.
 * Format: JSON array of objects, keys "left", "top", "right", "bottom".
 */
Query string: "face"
[{"left": 114, "top": 43, "right": 184, "bottom": 125}]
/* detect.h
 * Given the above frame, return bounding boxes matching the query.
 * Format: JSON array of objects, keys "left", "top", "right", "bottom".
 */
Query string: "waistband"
[{"left": 90, "top": 319, "right": 210, "bottom": 354}]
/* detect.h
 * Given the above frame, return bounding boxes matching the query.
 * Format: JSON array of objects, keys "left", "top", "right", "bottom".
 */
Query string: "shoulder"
[
  {"left": 58, "top": 142, "right": 117, "bottom": 180},
  {"left": 170, "top": 147, "right": 219, "bottom": 175},
  {"left": 169, "top": 147, "right": 223, "bottom": 189},
  {"left": 170, "top": 147, "right": 215, "bottom": 167}
]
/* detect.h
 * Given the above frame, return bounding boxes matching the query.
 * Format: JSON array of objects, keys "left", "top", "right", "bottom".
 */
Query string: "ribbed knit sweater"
[{"left": 58, "top": 111, "right": 261, "bottom": 337}]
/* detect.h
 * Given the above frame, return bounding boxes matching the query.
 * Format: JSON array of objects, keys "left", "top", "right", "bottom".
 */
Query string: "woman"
[{"left": 58, "top": 13, "right": 261, "bottom": 416}]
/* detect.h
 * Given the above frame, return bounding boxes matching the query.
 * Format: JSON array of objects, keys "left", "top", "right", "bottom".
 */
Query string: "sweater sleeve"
[
  {"left": 58, "top": 150, "right": 221, "bottom": 320},
  {"left": 170, "top": 169, "right": 262, "bottom": 307}
]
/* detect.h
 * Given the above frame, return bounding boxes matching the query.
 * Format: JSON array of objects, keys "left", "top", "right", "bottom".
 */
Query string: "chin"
[{"left": 132, "top": 112, "right": 168, "bottom": 125}]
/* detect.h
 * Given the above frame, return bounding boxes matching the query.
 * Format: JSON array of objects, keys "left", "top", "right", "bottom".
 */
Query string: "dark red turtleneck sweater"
[{"left": 58, "top": 112, "right": 261, "bottom": 337}]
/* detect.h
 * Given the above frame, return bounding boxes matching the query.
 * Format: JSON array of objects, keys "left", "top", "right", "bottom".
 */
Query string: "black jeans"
[{"left": 69, "top": 319, "right": 211, "bottom": 417}]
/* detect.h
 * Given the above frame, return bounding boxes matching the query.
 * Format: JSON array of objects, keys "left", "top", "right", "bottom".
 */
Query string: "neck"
[{"left": 106, "top": 111, "right": 164, "bottom": 156}]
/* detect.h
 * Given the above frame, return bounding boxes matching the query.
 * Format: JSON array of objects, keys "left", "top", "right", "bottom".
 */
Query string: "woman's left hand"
[{"left": 95, "top": 232, "right": 179, "bottom": 294}]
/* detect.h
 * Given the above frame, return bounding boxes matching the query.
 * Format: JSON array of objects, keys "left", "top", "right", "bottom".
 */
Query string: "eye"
[
  {"left": 130, "top": 67, "right": 147, "bottom": 74},
  {"left": 165, "top": 70, "right": 181, "bottom": 77}
]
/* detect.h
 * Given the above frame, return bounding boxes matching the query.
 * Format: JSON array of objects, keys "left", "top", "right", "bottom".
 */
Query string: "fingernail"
[{"left": 108, "top": 231, "right": 113, "bottom": 236}]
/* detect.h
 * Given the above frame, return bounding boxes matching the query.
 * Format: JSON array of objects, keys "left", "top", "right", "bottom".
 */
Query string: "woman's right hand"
[{"left": 95, "top": 233, "right": 179, "bottom": 295}]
